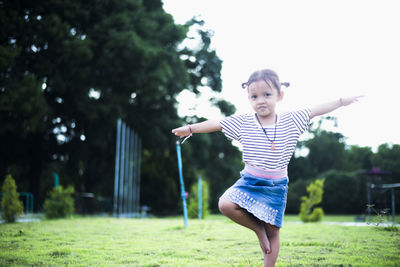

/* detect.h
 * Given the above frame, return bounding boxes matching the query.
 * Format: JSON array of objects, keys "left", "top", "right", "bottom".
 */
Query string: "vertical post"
[
  {"left": 53, "top": 173, "right": 59, "bottom": 188},
  {"left": 31, "top": 194, "right": 34, "bottom": 214},
  {"left": 367, "top": 183, "right": 372, "bottom": 219},
  {"left": 128, "top": 130, "right": 134, "bottom": 217},
  {"left": 132, "top": 132, "right": 138, "bottom": 216},
  {"left": 176, "top": 141, "right": 189, "bottom": 228},
  {"left": 113, "top": 118, "right": 122, "bottom": 217},
  {"left": 136, "top": 135, "right": 142, "bottom": 216},
  {"left": 118, "top": 122, "right": 126, "bottom": 217},
  {"left": 392, "top": 188, "right": 396, "bottom": 224},
  {"left": 198, "top": 176, "right": 202, "bottom": 220},
  {"left": 123, "top": 126, "right": 130, "bottom": 216}
]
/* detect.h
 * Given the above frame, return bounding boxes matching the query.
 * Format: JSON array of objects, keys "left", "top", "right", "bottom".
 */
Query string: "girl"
[{"left": 171, "top": 69, "right": 361, "bottom": 267}]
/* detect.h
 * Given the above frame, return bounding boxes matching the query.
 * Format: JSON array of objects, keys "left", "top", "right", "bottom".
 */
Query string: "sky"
[{"left": 162, "top": 0, "right": 400, "bottom": 151}]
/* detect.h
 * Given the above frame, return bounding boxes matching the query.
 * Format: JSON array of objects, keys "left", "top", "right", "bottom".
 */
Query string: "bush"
[
  {"left": 188, "top": 179, "right": 210, "bottom": 219},
  {"left": 1, "top": 174, "right": 24, "bottom": 223},
  {"left": 299, "top": 178, "right": 325, "bottom": 222},
  {"left": 43, "top": 185, "right": 75, "bottom": 219}
]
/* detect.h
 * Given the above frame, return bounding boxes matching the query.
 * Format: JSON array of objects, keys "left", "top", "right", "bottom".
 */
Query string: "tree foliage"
[
  {"left": 299, "top": 178, "right": 325, "bottom": 222},
  {"left": 0, "top": 0, "right": 231, "bottom": 214},
  {"left": 1, "top": 174, "right": 24, "bottom": 223},
  {"left": 43, "top": 185, "right": 75, "bottom": 219}
]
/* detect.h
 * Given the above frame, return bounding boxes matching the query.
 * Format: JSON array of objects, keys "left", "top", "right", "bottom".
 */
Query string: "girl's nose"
[{"left": 257, "top": 98, "right": 266, "bottom": 104}]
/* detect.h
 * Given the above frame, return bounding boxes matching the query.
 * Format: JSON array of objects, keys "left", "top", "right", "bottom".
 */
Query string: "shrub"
[
  {"left": 188, "top": 179, "right": 210, "bottom": 219},
  {"left": 1, "top": 174, "right": 24, "bottom": 223},
  {"left": 299, "top": 178, "right": 325, "bottom": 222},
  {"left": 43, "top": 185, "right": 75, "bottom": 219}
]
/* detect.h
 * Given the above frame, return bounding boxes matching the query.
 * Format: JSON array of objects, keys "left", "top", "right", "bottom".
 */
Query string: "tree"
[
  {"left": 0, "top": 0, "right": 229, "bottom": 214},
  {"left": 343, "top": 145, "right": 373, "bottom": 171},
  {"left": 306, "top": 130, "right": 346, "bottom": 174},
  {"left": 1, "top": 174, "right": 24, "bottom": 223},
  {"left": 43, "top": 185, "right": 75, "bottom": 219},
  {"left": 372, "top": 144, "right": 400, "bottom": 177},
  {"left": 299, "top": 178, "right": 325, "bottom": 222}
]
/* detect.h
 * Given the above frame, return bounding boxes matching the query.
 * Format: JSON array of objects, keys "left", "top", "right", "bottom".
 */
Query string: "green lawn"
[{"left": 1, "top": 215, "right": 399, "bottom": 266}]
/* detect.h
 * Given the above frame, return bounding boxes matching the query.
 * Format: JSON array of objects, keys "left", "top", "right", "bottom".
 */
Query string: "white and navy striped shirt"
[{"left": 220, "top": 109, "right": 311, "bottom": 170}]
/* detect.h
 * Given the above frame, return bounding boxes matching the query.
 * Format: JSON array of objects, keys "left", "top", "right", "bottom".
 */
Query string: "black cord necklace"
[{"left": 255, "top": 113, "right": 277, "bottom": 151}]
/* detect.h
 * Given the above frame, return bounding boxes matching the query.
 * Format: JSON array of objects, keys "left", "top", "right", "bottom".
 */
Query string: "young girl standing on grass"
[{"left": 172, "top": 69, "right": 361, "bottom": 267}]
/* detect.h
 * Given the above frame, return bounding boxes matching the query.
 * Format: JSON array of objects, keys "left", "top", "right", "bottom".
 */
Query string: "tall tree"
[{"left": 0, "top": 0, "right": 229, "bottom": 213}]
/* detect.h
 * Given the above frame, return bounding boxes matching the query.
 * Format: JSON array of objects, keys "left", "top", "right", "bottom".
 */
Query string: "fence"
[{"left": 113, "top": 118, "right": 142, "bottom": 217}]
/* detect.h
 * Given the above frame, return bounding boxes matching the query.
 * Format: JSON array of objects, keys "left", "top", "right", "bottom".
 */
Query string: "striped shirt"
[{"left": 220, "top": 109, "right": 311, "bottom": 170}]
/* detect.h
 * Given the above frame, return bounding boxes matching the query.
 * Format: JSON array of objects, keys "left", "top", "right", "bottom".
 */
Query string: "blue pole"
[
  {"left": 53, "top": 173, "right": 59, "bottom": 188},
  {"left": 198, "top": 177, "right": 202, "bottom": 220},
  {"left": 119, "top": 122, "right": 126, "bottom": 216},
  {"left": 176, "top": 141, "right": 189, "bottom": 228},
  {"left": 113, "top": 118, "right": 122, "bottom": 217}
]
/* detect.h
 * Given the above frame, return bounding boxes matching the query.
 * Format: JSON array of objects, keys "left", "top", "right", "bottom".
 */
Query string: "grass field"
[{"left": 1, "top": 214, "right": 399, "bottom": 266}]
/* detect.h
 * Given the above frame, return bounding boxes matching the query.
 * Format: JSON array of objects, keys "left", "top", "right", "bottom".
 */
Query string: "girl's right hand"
[{"left": 171, "top": 125, "right": 191, "bottom": 138}]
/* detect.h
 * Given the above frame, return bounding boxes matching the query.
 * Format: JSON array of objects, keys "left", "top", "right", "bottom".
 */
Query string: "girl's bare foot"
[{"left": 256, "top": 225, "right": 271, "bottom": 254}]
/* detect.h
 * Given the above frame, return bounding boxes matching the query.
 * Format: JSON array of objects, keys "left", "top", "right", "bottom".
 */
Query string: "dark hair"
[{"left": 241, "top": 69, "right": 290, "bottom": 94}]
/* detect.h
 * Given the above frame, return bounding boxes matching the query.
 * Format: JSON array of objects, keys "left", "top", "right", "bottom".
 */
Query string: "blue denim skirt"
[{"left": 220, "top": 164, "right": 288, "bottom": 228}]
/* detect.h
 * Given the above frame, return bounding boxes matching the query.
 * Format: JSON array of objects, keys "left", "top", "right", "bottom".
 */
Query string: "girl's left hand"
[
  {"left": 341, "top": 95, "right": 364, "bottom": 106},
  {"left": 171, "top": 126, "right": 191, "bottom": 138}
]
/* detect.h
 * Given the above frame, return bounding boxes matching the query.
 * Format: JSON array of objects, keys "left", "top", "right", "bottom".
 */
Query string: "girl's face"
[{"left": 247, "top": 80, "right": 283, "bottom": 119}]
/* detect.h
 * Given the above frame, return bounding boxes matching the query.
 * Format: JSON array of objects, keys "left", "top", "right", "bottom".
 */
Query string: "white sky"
[{"left": 163, "top": 0, "right": 400, "bottom": 151}]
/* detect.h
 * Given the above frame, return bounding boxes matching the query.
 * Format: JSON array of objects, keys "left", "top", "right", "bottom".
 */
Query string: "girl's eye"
[
  {"left": 251, "top": 95, "right": 257, "bottom": 99},
  {"left": 265, "top": 93, "right": 271, "bottom": 97}
]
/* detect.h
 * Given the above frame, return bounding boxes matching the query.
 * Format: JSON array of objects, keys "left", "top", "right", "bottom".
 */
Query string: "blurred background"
[{"left": 1, "top": 0, "right": 399, "bottom": 217}]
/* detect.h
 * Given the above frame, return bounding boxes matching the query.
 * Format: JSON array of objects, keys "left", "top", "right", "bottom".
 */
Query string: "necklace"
[{"left": 255, "top": 113, "right": 277, "bottom": 151}]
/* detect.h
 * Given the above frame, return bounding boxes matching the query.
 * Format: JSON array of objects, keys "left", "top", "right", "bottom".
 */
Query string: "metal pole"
[
  {"left": 176, "top": 141, "right": 189, "bottom": 228},
  {"left": 53, "top": 173, "right": 59, "bottom": 188},
  {"left": 118, "top": 122, "right": 126, "bottom": 217},
  {"left": 31, "top": 193, "right": 34, "bottom": 214},
  {"left": 123, "top": 126, "right": 130, "bottom": 216},
  {"left": 128, "top": 130, "right": 134, "bottom": 218},
  {"left": 132, "top": 132, "right": 138, "bottom": 216},
  {"left": 136, "top": 135, "right": 142, "bottom": 216},
  {"left": 367, "top": 183, "right": 372, "bottom": 219},
  {"left": 392, "top": 188, "right": 395, "bottom": 224},
  {"left": 198, "top": 176, "right": 202, "bottom": 220},
  {"left": 113, "top": 118, "right": 122, "bottom": 217}
]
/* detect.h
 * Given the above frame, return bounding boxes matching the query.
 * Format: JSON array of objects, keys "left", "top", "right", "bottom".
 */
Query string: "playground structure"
[
  {"left": 113, "top": 118, "right": 142, "bottom": 218},
  {"left": 0, "top": 192, "right": 34, "bottom": 214},
  {"left": 364, "top": 168, "right": 399, "bottom": 224}
]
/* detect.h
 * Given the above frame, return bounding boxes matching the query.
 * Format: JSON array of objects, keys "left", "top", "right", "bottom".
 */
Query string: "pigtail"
[
  {"left": 241, "top": 82, "right": 248, "bottom": 89},
  {"left": 281, "top": 82, "right": 290, "bottom": 88}
]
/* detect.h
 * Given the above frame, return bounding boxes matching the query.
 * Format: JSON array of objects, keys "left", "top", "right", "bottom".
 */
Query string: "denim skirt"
[{"left": 220, "top": 164, "right": 288, "bottom": 228}]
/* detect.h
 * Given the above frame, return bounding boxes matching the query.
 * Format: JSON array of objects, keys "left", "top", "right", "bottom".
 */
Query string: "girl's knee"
[
  {"left": 218, "top": 198, "right": 235, "bottom": 215},
  {"left": 265, "top": 223, "right": 280, "bottom": 237}
]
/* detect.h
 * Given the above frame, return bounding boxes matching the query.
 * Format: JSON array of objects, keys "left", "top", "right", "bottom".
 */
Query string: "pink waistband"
[{"left": 244, "top": 164, "right": 287, "bottom": 179}]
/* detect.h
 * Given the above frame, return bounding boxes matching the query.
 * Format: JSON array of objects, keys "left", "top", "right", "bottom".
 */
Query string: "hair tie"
[{"left": 281, "top": 82, "right": 290, "bottom": 88}]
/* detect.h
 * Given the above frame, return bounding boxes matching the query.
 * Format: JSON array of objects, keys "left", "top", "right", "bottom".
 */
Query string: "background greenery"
[{"left": 1, "top": 0, "right": 400, "bottom": 216}]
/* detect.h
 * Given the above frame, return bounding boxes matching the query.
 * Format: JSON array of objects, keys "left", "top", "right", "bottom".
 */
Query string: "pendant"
[{"left": 271, "top": 142, "right": 276, "bottom": 151}]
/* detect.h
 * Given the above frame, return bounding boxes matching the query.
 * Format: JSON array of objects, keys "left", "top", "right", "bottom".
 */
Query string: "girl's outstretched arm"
[
  {"left": 310, "top": 96, "right": 363, "bottom": 119},
  {"left": 171, "top": 120, "right": 222, "bottom": 138}
]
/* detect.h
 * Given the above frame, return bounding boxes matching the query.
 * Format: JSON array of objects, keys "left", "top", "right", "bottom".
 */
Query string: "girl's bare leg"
[
  {"left": 218, "top": 198, "right": 271, "bottom": 254},
  {"left": 263, "top": 223, "right": 280, "bottom": 267}
]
